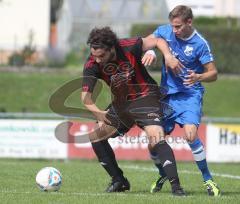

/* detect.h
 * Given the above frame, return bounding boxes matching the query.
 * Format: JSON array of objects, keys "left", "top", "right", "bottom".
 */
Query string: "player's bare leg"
[{"left": 55, "top": 121, "right": 118, "bottom": 144}]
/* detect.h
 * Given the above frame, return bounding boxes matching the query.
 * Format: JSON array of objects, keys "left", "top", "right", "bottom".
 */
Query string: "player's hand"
[
  {"left": 95, "top": 110, "right": 111, "bottom": 125},
  {"left": 141, "top": 51, "right": 156, "bottom": 66},
  {"left": 164, "top": 54, "right": 184, "bottom": 75},
  {"left": 183, "top": 70, "right": 200, "bottom": 86}
]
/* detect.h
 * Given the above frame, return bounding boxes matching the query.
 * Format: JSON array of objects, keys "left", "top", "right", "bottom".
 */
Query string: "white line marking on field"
[
  {"left": 0, "top": 190, "right": 151, "bottom": 197},
  {"left": 121, "top": 165, "right": 240, "bottom": 180}
]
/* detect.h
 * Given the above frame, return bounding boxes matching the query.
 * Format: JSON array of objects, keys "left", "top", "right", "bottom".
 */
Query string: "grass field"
[
  {"left": 0, "top": 71, "right": 111, "bottom": 113},
  {"left": 0, "top": 71, "right": 240, "bottom": 117},
  {"left": 0, "top": 159, "right": 239, "bottom": 204}
]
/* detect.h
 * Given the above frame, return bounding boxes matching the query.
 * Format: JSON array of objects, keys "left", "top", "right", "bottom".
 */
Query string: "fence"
[{"left": 0, "top": 112, "right": 240, "bottom": 162}]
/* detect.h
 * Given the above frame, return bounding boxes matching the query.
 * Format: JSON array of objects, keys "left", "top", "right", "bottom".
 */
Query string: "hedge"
[{"left": 131, "top": 17, "right": 240, "bottom": 73}]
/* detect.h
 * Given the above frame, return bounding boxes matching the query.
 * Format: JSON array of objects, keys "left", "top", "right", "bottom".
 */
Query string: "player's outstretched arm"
[
  {"left": 81, "top": 91, "right": 118, "bottom": 143},
  {"left": 142, "top": 36, "right": 184, "bottom": 73},
  {"left": 81, "top": 91, "right": 110, "bottom": 123}
]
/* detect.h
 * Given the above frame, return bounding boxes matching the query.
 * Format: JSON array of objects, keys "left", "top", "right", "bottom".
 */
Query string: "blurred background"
[
  {"left": 0, "top": 0, "right": 240, "bottom": 161},
  {"left": 0, "top": 0, "right": 240, "bottom": 72}
]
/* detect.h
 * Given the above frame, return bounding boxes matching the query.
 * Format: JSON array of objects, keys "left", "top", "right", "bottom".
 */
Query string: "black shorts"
[{"left": 106, "top": 94, "right": 169, "bottom": 132}]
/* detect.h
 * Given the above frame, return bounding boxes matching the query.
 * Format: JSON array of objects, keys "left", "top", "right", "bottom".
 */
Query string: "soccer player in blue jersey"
[{"left": 142, "top": 5, "right": 220, "bottom": 196}]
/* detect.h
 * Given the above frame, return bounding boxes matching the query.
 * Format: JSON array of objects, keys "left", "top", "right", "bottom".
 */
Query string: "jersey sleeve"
[
  {"left": 82, "top": 59, "right": 99, "bottom": 93},
  {"left": 153, "top": 25, "right": 169, "bottom": 38},
  {"left": 131, "top": 37, "right": 143, "bottom": 60},
  {"left": 198, "top": 42, "right": 214, "bottom": 65}
]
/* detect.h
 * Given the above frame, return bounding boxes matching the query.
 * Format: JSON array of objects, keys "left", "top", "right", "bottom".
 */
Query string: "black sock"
[
  {"left": 152, "top": 141, "right": 180, "bottom": 189},
  {"left": 149, "top": 148, "right": 167, "bottom": 177},
  {"left": 91, "top": 140, "right": 124, "bottom": 182},
  {"left": 103, "top": 140, "right": 124, "bottom": 177}
]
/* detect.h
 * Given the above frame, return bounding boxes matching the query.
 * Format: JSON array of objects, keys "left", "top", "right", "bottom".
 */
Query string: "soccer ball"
[{"left": 36, "top": 167, "right": 62, "bottom": 191}]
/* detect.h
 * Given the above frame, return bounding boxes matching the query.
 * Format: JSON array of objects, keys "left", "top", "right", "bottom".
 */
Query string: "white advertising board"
[
  {"left": 0, "top": 119, "right": 67, "bottom": 159},
  {"left": 206, "top": 124, "right": 240, "bottom": 162}
]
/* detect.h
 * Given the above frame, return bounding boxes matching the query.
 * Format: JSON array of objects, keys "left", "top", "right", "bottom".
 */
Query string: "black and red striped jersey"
[{"left": 82, "top": 37, "right": 159, "bottom": 102}]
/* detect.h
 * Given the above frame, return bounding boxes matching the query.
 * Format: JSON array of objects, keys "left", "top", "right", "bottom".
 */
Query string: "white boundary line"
[
  {"left": 0, "top": 190, "right": 149, "bottom": 197},
  {"left": 121, "top": 165, "right": 240, "bottom": 180}
]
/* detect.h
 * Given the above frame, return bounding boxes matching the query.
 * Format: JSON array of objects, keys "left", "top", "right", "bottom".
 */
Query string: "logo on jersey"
[{"left": 184, "top": 45, "right": 193, "bottom": 56}]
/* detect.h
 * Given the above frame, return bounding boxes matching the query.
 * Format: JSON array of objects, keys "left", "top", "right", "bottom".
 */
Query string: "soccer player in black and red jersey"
[{"left": 81, "top": 27, "right": 185, "bottom": 196}]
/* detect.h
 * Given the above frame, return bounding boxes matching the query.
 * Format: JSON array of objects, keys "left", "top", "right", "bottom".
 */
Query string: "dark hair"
[
  {"left": 87, "top": 27, "right": 118, "bottom": 50},
  {"left": 168, "top": 5, "right": 193, "bottom": 22}
]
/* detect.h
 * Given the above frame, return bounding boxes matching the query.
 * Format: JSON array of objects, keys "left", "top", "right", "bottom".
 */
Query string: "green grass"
[
  {"left": 203, "top": 77, "right": 240, "bottom": 117},
  {"left": 0, "top": 159, "right": 239, "bottom": 204},
  {"left": 0, "top": 71, "right": 111, "bottom": 113},
  {"left": 0, "top": 71, "right": 240, "bottom": 117},
  {"left": 0, "top": 71, "right": 76, "bottom": 113}
]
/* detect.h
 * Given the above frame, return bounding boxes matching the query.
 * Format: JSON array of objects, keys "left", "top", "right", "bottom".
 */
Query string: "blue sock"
[
  {"left": 188, "top": 138, "right": 212, "bottom": 182},
  {"left": 150, "top": 151, "right": 167, "bottom": 177}
]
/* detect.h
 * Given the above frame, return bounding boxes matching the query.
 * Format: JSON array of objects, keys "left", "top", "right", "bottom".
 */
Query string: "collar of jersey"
[{"left": 179, "top": 29, "right": 196, "bottom": 41}]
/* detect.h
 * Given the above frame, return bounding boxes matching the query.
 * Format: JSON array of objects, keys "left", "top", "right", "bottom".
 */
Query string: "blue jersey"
[{"left": 153, "top": 24, "right": 214, "bottom": 94}]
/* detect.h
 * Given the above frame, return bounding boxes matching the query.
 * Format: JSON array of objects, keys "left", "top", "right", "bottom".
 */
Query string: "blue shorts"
[{"left": 162, "top": 90, "right": 204, "bottom": 134}]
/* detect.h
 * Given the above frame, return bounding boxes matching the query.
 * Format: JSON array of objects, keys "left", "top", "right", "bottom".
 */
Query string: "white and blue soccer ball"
[{"left": 36, "top": 167, "right": 62, "bottom": 192}]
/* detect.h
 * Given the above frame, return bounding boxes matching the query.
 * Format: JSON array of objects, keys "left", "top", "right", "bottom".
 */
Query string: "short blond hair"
[{"left": 168, "top": 5, "right": 193, "bottom": 22}]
